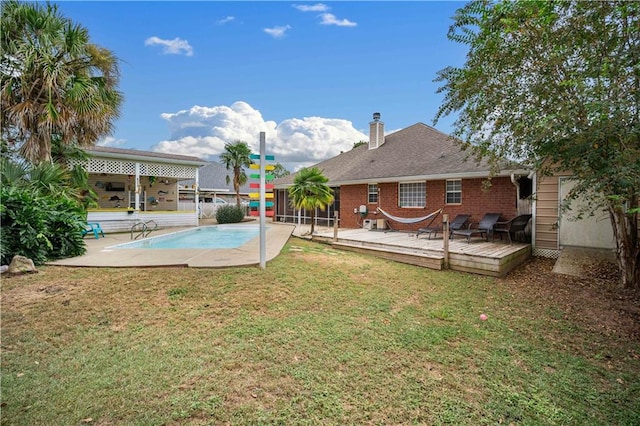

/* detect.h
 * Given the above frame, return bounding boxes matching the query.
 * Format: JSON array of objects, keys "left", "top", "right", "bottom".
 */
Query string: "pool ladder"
[{"left": 131, "top": 220, "right": 158, "bottom": 240}]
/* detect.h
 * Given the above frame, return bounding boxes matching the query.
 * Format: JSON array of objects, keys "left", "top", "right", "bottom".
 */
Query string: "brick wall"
[
  {"left": 340, "top": 184, "right": 369, "bottom": 228},
  {"left": 339, "top": 177, "right": 518, "bottom": 231}
]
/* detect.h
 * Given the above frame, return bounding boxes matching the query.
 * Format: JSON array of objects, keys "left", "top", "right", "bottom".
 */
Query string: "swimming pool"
[{"left": 108, "top": 225, "right": 261, "bottom": 249}]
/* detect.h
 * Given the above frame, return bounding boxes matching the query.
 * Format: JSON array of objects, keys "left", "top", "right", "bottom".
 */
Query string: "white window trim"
[
  {"left": 446, "top": 179, "right": 462, "bottom": 205},
  {"left": 368, "top": 183, "right": 379, "bottom": 204},
  {"left": 398, "top": 181, "right": 426, "bottom": 208}
]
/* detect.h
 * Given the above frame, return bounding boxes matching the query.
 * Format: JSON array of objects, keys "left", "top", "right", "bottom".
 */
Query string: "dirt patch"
[
  {"left": 1, "top": 280, "right": 75, "bottom": 307},
  {"left": 287, "top": 244, "right": 375, "bottom": 270},
  {"left": 390, "top": 293, "right": 422, "bottom": 315},
  {"left": 498, "top": 257, "right": 640, "bottom": 341}
]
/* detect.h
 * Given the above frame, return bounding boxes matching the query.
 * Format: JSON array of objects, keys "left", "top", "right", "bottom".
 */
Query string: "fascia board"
[
  {"left": 274, "top": 169, "right": 531, "bottom": 188},
  {"left": 87, "top": 151, "right": 207, "bottom": 167},
  {"left": 198, "top": 188, "right": 231, "bottom": 192}
]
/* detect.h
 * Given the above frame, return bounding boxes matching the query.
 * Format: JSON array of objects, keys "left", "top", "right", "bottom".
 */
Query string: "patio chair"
[
  {"left": 492, "top": 214, "right": 532, "bottom": 244},
  {"left": 416, "top": 214, "right": 470, "bottom": 240},
  {"left": 451, "top": 213, "right": 502, "bottom": 243},
  {"left": 82, "top": 222, "right": 105, "bottom": 239}
]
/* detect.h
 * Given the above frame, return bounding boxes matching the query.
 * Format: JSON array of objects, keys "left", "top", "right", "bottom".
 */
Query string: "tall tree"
[
  {"left": 1, "top": 0, "right": 122, "bottom": 164},
  {"left": 288, "top": 167, "right": 334, "bottom": 235},
  {"left": 271, "top": 162, "right": 290, "bottom": 179},
  {"left": 352, "top": 140, "right": 367, "bottom": 149},
  {"left": 220, "top": 140, "right": 252, "bottom": 206},
  {"left": 435, "top": 1, "right": 639, "bottom": 289}
]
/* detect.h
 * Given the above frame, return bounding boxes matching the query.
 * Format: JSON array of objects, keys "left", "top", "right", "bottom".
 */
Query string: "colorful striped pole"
[
  {"left": 249, "top": 132, "right": 276, "bottom": 269},
  {"left": 259, "top": 132, "right": 266, "bottom": 269}
]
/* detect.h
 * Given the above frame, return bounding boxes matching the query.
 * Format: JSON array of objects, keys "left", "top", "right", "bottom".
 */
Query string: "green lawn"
[{"left": 1, "top": 239, "right": 638, "bottom": 425}]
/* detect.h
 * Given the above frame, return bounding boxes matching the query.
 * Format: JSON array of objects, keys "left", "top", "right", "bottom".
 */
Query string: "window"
[
  {"left": 368, "top": 184, "right": 378, "bottom": 204},
  {"left": 399, "top": 182, "right": 426, "bottom": 207},
  {"left": 518, "top": 176, "right": 533, "bottom": 199},
  {"left": 446, "top": 179, "right": 462, "bottom": 204}
]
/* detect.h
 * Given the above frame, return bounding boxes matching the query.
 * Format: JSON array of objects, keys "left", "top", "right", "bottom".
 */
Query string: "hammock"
[{"left": 376, "top": 207, "right": 443, "bottom": 225}]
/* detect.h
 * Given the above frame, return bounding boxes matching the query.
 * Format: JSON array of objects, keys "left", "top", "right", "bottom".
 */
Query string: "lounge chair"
[
  {"left": 492, "top": 214, "right": 532, "bottom": 244},
  {"left": 82, "top": 222, "right": 105, "bottom": 239},
  {"left": 451, "top": 213, "right": 502, "bottom": 243},
  {"left": 416, "top": 214, "right": 470, "bottom": 239}
]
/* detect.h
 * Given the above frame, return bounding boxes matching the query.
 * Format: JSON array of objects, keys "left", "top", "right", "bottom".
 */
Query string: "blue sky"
[{"left": 56, "top": 1, "right": 468, "bottom": 171}]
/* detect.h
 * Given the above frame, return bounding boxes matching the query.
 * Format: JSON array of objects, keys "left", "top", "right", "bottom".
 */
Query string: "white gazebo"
[{"left": 69, "top": 146, "right": 208, "bottom": 233}]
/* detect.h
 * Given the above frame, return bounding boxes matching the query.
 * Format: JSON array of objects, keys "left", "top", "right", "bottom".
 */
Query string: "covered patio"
[
  {"left": 310, "top": 227, "right": 531, "bottom": 277},
  {"left": 71, "top": 146, "right": 209, "bottom": 233}
]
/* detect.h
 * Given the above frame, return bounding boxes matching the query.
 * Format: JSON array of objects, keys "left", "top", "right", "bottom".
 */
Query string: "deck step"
[
  {"left": 317, "top": 235, "right": 442, "bottom": 257},
  {"left": 312, "top": 232, "right": 531, "bottom": 277},
  {"left": 331, "top": 241, "right": 444, "bottom": 270}
]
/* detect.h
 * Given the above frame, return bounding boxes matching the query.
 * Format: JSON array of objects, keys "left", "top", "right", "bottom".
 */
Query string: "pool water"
[{"left": 109, "top": 225, "right": 261, "bottom": 249}]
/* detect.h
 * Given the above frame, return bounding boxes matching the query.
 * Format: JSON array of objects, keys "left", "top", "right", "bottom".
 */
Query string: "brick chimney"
[{"left": 369, "top": 112, "right": 384, "bottom": 149}]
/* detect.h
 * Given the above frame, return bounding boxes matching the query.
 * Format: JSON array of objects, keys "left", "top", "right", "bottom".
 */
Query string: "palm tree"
[
  {"left": 271, "top": 162, "right": 290, "bottom": 179},
  {"left": 1, "top": 0, "right": 122, "bottom": 164},
  {"left": 220, "top": 140, "right": 252, "bottom": 206},
  {"left": 288, "top": 167, "right": 334, "bottom": 234},
  {"left": 0, "top": 157, "right": 88, "bottom": 205}
]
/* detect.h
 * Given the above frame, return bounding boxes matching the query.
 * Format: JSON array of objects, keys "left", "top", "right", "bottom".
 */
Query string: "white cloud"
[
  {"left": 294, "top": 4, "right": 357, "bottom": 28},
  {"left": 97, "top": 136, "right": 127, "bottom": 147},
  {"left": 319, "top": 13, "right": 357, "bottom": 27},
  {"left": 264, "top": 25, "right": 292, "bottom": 39},
  {"left": 144, "top": 36, "right": 194, "bottom": 56},
  {"left": 216, "top": 16, "right": 235, "bottom": 25},
  {"left": 293, "top": 3, "right": 329, "bottom": 12},
  {"left": 152, "top": 101, "right": 367, "bottom": 171}
]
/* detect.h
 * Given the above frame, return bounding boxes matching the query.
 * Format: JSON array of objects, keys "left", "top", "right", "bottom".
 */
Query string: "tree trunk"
[
  {"left": 310, "top": 209, "right": 316, "bottom": 235},
  {"left": 609, "top": 202, "right": 639, "bottom": 289}
]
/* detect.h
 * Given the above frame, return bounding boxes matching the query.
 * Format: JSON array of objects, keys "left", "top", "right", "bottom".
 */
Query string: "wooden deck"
[{"left": 312, "top": 228, "right": 531, "bottom": 277}]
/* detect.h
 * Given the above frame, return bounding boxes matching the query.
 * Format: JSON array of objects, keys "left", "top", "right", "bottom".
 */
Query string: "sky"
[{"left": 56, "top": 1, "right": 469, "bottom": 172}]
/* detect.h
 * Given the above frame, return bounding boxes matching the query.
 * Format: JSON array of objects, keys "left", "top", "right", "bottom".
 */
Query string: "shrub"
[
  {"left": 215, "top": 204, "right": 245, "bottom": 224},
  {"left": 0, "top": 186, "right": 86, "bottom": 265}
]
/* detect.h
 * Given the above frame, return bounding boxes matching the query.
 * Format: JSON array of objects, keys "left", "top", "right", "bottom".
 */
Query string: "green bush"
[
  {"left": 0, "top": 186, "right": 86, "bottom": 265},
  {"left": 215, "top": 204, "right": 245, "bottom": 224}
]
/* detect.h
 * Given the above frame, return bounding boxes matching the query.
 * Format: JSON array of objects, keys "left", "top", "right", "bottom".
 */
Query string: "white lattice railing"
[
  {"left": 532, "top": 248, "right": 560, "bottom": 258},
  {"left": 139, "top": 162, "right": 196, "bottom": 179},
  {"left": 69, "top": 158, "right": 197, "bottom": 179}
]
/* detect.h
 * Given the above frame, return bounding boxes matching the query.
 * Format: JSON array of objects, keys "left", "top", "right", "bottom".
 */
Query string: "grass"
[{"left": 1, "top": 239, "right": 639, "bottom": 425}]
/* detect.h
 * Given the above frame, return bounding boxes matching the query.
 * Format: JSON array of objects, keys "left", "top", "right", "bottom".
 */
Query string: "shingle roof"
[
  {"left": 86, "top": 146, "right": 207, "bottom": 165},
  {"left": 275, "top": 123, "right": 522, "bottom": 186},
  {"left": 181, "top": 161, "right": 252, "bottom": 194}
]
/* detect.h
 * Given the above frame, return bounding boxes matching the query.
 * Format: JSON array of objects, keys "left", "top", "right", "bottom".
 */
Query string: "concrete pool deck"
[{"left": 48, "top": 222, "right": 296, "bottom": 268}]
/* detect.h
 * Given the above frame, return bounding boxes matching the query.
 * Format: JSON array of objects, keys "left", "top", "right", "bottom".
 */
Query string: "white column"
[
  {"left": 195, "top": 168, "right": 200, "bottom": 224},
  {"left": 259, "top": 132, "right": 266, "bottom": 269},
  {"left": 134, "top": 163, "right": 141, "bottom": 210}
]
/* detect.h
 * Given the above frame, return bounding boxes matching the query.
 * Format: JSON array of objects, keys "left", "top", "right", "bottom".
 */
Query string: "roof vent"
[{"left": 372, "top": 112, "right": 381, "bottom": 122}]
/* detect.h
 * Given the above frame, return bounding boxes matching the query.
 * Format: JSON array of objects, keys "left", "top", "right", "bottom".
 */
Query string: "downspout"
[
  {"left": 531, "top": 171, "right": 537, "bottom": 252},
  {"left": 510, "top": 173, "right": 519, "bottom": 191},
  {"left": 510, "top": 173, "right": 521, "bottom": 213}
]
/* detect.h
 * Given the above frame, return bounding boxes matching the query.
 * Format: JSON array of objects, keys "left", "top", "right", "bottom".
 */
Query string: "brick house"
[{"left": 274, "top": 113, "right": 532, "bottom": 232}]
